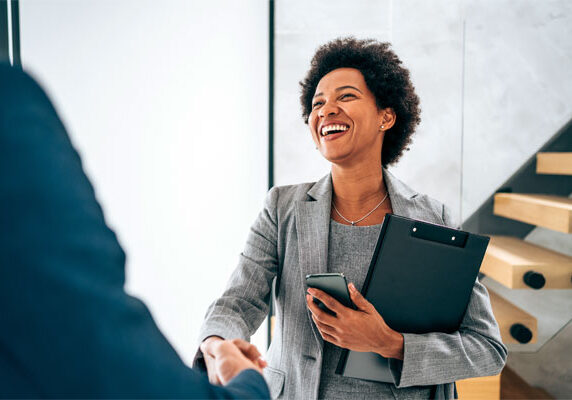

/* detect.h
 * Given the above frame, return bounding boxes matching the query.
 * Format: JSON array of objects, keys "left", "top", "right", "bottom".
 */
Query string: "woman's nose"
[{"left": 318, "top": 101, "right": 339, "bottom": 117}]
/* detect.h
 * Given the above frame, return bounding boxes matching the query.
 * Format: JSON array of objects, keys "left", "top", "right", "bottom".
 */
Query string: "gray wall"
[
  {"left": 463, "top": 0, "right": 572, "bottom": 219},
  {"left": 274, "top": 0, "right": 572, "bottom": 396},
  {"left": 461, "top": 2, "right": 572, "bottom": 396}
]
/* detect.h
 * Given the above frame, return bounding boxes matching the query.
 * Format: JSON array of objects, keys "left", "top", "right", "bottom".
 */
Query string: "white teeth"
[{"left": 320, "top": 124, "right": 349, "bottom": 136}]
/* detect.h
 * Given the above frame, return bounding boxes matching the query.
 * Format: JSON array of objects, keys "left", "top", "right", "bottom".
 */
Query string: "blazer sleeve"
[
  {"left": 389, "top": 204, "right": 508, "bottom": 387},
  {"left": 197, "top": 186, "right": 279, "bottom": 343}
]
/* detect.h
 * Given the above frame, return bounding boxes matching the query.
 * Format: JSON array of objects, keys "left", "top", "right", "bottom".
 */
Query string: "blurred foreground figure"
[{"left": 0, "top": 64, "right": 269, "bottom": 399}]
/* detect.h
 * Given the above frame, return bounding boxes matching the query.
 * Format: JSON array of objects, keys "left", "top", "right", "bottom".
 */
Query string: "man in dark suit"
[{"left": 0, "top": 64, "right": 270, "bottom": 399}]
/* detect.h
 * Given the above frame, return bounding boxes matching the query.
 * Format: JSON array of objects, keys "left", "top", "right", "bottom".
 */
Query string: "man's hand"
[
  {"left": 200, "top": 337, "right": 267, "bottom": 385},
  {"left": 306, "top": 282, "right": 404, "bottom": 360}
]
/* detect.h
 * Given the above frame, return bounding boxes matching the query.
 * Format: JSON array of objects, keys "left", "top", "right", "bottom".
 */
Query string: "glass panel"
[{"left": 462, "top": 0, "right": 572, "bottom": 363}]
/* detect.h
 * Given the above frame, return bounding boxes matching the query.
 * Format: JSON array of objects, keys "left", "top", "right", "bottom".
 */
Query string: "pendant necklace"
[{"left": 332, "top": 193, "right": 389, "bottom": 226}]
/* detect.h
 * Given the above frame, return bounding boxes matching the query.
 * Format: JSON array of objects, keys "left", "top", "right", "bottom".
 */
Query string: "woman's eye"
[
  {"left": 340, "top": 93, "right": 355, "bottom": 100},
  {"left": 312, "top": 101, "right": 323, "bottom": 108}
]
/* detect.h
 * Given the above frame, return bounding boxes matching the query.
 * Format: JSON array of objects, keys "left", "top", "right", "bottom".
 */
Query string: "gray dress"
[{"left": 317, "top": 220, "right": 433, "bottom": 400}]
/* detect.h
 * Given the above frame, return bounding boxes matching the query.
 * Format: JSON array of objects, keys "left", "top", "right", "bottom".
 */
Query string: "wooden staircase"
[
  {"left": 493, "top": 193, "right": 572, "bottom": 234},
  {"left": 457, "top": 367, "right": 553, "bottom": 400},
  {"left": 488, "top": 290, "right": 537, "bottom": 344},
  {"left": 462, "top": 152, "right": 571, "bottom": 399},
  {"left": 480, "top": 236, "right": 572, "bottom": 289},
  {"left": 537, "top": 152, "right": 572, "bottom": 175},
  {"left": 499, "top": 367, "right": 553, "bottom": 399}
]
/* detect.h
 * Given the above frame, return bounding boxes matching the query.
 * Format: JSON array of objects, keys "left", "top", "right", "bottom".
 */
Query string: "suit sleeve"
[
  {"left": 388, "top": 204, "right": 507, "bottom": 387},
  {"left": 197, "top": 187, "right": 279, "bottom": 343},
  {"left": 0, "top": 65, "right": 269, "bottom": 399}
]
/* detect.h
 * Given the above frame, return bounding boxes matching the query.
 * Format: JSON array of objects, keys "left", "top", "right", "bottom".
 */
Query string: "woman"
[{"left": 197, "top": 37, "right": 507, "bottom": 399}]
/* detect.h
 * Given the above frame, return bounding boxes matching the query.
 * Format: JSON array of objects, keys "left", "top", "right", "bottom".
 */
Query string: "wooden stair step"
[
  {"left": 537, "top": 152, "right": 572, "bottom": 175},
  {"left": 500, "top": 366, "right": 553, "bottom": 399},
  {"left": 480, "top": 236, "right": 572, "bottom": 289},
  {"left": 487, "top": 290, "right": 537, "bottom": 344},
  {"left": 457, "top": 373, "right": 501, "bottom": 400},
  {"left": 493, "top": 193, "right": 572, "bottom": 233},
  {"left": 457, "top": 367, "right": 554, "bottom": 400}
]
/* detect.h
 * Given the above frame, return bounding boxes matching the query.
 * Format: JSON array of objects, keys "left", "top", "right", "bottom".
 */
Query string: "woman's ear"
[{"left": 379, "top": 108, "right": 396, "bottom": 131}]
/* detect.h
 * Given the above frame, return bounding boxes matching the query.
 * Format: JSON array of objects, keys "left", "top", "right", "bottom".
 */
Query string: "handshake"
[{"left": 200, "top": 336, "right": 267, "bottom": 385}]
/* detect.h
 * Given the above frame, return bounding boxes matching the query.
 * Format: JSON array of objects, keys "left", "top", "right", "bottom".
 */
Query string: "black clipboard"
[{"left": 335, "top": 214, "right": 490, "bottom": 383}]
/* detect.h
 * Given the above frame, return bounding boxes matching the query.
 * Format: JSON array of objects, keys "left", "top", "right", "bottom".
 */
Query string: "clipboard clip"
[{"left": 410, "top": 222, "right": 467, "bottom": 248}]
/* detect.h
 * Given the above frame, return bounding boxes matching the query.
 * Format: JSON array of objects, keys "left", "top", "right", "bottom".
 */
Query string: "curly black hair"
[{"left": 300, "top": 37, "right": 421, "bottom": 166}]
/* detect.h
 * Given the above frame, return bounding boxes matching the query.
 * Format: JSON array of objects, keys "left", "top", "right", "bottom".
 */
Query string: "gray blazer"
[{"left": 198, "top": 169, "right": 507, "bottom": 399}]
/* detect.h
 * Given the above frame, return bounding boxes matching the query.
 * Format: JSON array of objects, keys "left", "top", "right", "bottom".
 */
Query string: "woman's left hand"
[{"left": 306, "top": 282, "right": 404, "bottom": 360}]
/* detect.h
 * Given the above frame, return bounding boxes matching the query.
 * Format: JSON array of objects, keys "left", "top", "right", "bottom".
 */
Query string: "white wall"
[{"left": 19, "top": 0, "right": 269, "bottom": 362}]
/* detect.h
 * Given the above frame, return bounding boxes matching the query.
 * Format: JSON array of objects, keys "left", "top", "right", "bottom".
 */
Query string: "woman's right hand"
[
  {"left": 200, "top": 336, "right": 224, "bottom": 384},
  {"left": 200, "top": 336, "right": 267, "bottom": 385}
]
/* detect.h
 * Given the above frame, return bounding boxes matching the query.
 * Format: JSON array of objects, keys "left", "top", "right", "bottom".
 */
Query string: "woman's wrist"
[
  {"left": 375, "top": 330, "right": 404, "bottom": 360},
  {"left": 201, "top": 335, "right": 224, "bottom": 354},
  {"left": 390, "top": 331, "right": 405, "bottom": 360}
]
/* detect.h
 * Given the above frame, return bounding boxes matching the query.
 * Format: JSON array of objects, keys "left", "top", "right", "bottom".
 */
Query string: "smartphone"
[{"left": 306, "top": 273, "right": 354, "bottom": 316}]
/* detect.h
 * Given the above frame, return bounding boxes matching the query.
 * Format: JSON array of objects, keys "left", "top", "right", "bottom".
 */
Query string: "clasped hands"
[
  {"left": 306, "top": 282, "right": 404, "bottom": 360},
  {"left": 200, "top": 336, "right": 267, "bottom": 385}
]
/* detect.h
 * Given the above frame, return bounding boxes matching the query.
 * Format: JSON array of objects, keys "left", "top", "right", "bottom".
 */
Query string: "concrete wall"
[
  {"left": 463, "top": 0, "right": 572, "bottom": 219},
  {"left": 464, "top": 2, "right": 572, "bottom": 396}
]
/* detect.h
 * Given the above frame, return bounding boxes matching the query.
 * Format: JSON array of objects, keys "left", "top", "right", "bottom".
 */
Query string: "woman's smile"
[
  {"left": 309, "top": 68, "right": 384, "bottom": 164},
  {"left": 319, "top": 121, "right": 351, "bottom": 141}
]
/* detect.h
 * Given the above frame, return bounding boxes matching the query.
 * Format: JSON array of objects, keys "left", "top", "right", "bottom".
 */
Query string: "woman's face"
[{"left": 308, "top": 67, "right": 393, "bottom": 166}]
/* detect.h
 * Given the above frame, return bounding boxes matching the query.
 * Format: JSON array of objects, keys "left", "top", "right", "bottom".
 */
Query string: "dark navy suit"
[{"left": 0, "top": 64, "right": 269, "bottom": 399}]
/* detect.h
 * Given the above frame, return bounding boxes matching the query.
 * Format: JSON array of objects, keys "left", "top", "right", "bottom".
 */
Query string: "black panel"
[
  {"left": 0, "top": 1, "right": 8, "bottom": 63},
  {"left": 267, "top": 0, "right": 275, "bottom": 349},
  {"left": 268, "top": 0, "right": 274, "bottom": 190},
  {"left": 411, "top": 220, "right": 468, "bottom": 248},
  {"left": 10, "top": 0, "right": 19, "bottom": 67}
]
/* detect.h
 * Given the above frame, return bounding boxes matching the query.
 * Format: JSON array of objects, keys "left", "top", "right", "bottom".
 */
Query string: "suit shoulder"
[
  {"left": 412, "top": 191, "right": 457, "bottom": 227},
  {"left": 386, "top": 170, "right": 451, "bottom": 226},
  {"left": 416, "top": 193, "right": 445, "bottom": 221},
  {"left": 273, "top": 181, "right": 315, "bottom": 197},
  {"left": 266, "top": 181, "right": 315, "bottom": 209}
]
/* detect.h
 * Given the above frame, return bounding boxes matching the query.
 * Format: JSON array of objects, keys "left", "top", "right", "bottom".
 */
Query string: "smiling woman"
[
  {"left": 300, "top": 38, "right": 421, "bottom": 167},
  {"left": 308, "top": 68, "right": 396, "bottom": 171},
  {"left": 196, "top": 37, "right": 506, "bottom": 400}
]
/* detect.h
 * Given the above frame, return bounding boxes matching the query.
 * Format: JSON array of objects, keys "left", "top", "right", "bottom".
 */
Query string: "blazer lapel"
[
  {"left": 383, "top": 168, "right": 419, "bottom": 218},
  {"left": 294, "top": 169, "right": 419, "bottom": 353},
  {"left": 296, "top": 170, "right": 416, "bottom": 280},
  {"left": 295, "top": 173, "right": 332, "bottom": 351}
]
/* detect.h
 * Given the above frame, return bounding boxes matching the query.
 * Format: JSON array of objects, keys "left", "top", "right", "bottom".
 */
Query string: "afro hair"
[{"left": 300, "top": 37, "right": 421, "bottom": 166}]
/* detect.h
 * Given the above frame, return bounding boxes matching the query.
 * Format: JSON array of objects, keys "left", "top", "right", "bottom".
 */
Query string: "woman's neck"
[{"left": 331, "top": 163, "right": 386, "bottom": 206}]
